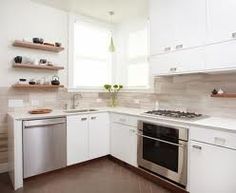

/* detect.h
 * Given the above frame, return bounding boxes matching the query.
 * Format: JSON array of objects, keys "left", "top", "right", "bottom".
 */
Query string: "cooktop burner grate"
[{"left": 143, "top": 110, "right": 204, "bottom": 120}]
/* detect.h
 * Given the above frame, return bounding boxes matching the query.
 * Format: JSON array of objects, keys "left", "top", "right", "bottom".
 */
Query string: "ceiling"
[{"left": 31, "top": 0, "right": 148, "bottom": 23}]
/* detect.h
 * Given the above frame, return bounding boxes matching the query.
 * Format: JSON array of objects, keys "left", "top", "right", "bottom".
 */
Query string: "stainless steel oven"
[{"left": 137, "top": 121, "right": 188, "bottom": 187}]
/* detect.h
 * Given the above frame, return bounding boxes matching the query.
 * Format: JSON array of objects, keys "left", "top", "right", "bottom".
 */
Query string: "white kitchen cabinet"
[
  {"left": 110, "top": 113, "right": 138, "bottom": 166},
  {"left": 205, "top": 40, "right": 236, "bottom": 70},
  {"left": 207, "top": 0, "right": 236, "bottom": 43},
  {"left": 150, "top": 47, "right": 205, "bottom": 76},
  {"left": 67, "top": 112, "right": 109, "bottom": 166},
  {"left": 110, "top": 123, "right": 137, "bottom": 166},
  {"left": 149, "top": 0, "right": 175, "bottom": 55},
  {"left": 89, "top": 113, "right": 110, "bottom": 160},
  {"left": 149, "top": 0, "right": 206, "bottom": 55},
  {"left": 67, "top": 115, "right": 89, "bottom": 166},
  {"left": 189, "top": 141, "right": 236, "bottom": 193}
]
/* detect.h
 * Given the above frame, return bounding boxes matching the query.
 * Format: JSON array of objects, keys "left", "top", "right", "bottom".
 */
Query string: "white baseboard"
[{"left": 0, "top": 163, "right": 8, "bottom": 173}]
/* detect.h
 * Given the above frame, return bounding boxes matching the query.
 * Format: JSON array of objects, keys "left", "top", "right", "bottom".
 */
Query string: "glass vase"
[{"left": 111, "top": 93, "right": 117, "bottom": 107}]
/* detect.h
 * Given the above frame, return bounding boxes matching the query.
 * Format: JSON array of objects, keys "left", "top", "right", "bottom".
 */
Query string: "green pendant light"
[{"left": 109, "top": 11, "right": 115, "bottom": 52}]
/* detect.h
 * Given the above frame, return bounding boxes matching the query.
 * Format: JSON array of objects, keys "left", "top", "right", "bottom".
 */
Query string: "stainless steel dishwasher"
[{"left": 23, "top": 117, "right": 66, "bottom": 178}]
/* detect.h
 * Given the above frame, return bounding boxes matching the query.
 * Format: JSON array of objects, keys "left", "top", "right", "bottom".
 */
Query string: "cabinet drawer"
[
  {"left": 190, "top": 127, "right": 236, "bottom": 150},
  {"left": 111, "top": 113, "right": 138, "bottom": 127}
]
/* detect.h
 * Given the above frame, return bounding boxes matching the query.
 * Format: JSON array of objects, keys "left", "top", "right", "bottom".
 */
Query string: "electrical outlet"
[
  {"left": 96, "top": 98, "right": 102, "bottom": 103},
  {"left": 134, "top": 99, "right": 140, "bottom": 104}
]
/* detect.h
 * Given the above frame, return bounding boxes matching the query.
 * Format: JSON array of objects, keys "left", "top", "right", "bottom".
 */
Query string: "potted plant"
[{"left": 104, "top": 84, "right": 123, "bottom": 107}]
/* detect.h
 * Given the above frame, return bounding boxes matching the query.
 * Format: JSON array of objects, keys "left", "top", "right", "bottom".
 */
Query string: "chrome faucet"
[{"left": 71, "top": 93, "right": 82, "bottom": 109}]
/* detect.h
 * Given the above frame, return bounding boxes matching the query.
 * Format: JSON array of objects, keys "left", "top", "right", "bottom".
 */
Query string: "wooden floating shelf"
[
  {"left": 12, "top": 84, "right": 64, "bottom": 89},
  {"left": 211, "top": 93, "right": 236, "bottom": 98},
  {"left": 13, "top": 63, "right": 64, "bottom": 71},
  {"left": 13, "top": 40, "right": 64, "bottom": 53}
]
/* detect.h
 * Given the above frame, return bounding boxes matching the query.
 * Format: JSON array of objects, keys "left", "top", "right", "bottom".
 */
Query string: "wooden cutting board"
[{"left": 28, "top": 108, "right": 52, "bottom": 114}]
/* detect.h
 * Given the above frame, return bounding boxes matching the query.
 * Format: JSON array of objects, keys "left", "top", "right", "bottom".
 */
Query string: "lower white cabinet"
[
  {"left": 189, "top": 141, "right": 236, "bottom": 193},
  {"left": 67, "top": 113, "right": 109, "bottom": 166},
  {"left": 110, "top": 122, "right": 137, "bottom": 167},
  {"left": 89, "top": 113, "right": 109, "bottom": 160},
  {"left": 67, "top": 114, "right": 89, "bottom": 165}
]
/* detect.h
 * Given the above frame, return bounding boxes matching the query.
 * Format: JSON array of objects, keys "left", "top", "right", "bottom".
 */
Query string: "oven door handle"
[{"left": 136, "top": 133, "right": 186, "bottom": 148}]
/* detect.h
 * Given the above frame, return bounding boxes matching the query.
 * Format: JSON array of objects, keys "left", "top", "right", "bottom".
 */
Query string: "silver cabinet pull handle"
[
  {"left": 170, "top": 67, "right": 177, "bottom": 72},
  {"left": 129, "top": 129, "right": 136, "bottom": 133},
  {"left": 164, "top": 47, "right": 171, "bottom": 52},
  {"left": 91, "top": 117, "right": 96, "bottom": 120},
  {"left": 81, "top": 118, "right": 87, "bottom": 121},
  {"left": 119, "top": 118, "right": 126, "bottom": 122},
  {"left": 232, "top": 32, "right": 236, "bottom": 38},
  {"left": 192, "top": 145, "right": 202, "bottom": 150},
  {"left": 176, "top": 44, "right": 183, "bottom": 49},
  {"left": 214, "top": 137, "right": 226, "bottom": 145}
]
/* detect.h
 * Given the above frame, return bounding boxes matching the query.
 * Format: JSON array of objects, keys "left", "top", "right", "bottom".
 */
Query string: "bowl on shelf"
[
  {"left": 33, "top": 38, "right": 44, "bottom": 44},
  {"left": 55, "top": 42, "right": 62, "bottom": 47},
  {"left": 14, "top": 56, "right": 22, "bottom": 63}
]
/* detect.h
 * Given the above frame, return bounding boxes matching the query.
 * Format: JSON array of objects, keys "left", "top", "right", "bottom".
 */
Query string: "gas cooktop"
[{"left": 143, "top": 110, "right": 205, "bottom": 120}]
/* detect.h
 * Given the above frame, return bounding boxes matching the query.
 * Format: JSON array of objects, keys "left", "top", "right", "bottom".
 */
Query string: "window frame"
[
  {"left": 122, "top": 19, "right": 153, "bottom": 91},
  {"left": 68, "top": 14, "right": 115, "bottom": 92}
]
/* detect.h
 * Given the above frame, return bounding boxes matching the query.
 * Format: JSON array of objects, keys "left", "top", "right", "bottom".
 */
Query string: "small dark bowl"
[
  {"left": 33, "top": 38, "right": 40, "bottom": 44},
  {"left": 29, "top": 81, "right": 36, "bottom": 85},
  {"left": 51, "top": 80, "right": 60, "bottom": 85},
  {"left": 55, "top": 42, "right": 62, "bottom": 47},
  {"left": 39, "top": 59, "right": 47, "bottom": 64},
  {"left": 14, "top": 56, "right": 22, "bottom": 63}
]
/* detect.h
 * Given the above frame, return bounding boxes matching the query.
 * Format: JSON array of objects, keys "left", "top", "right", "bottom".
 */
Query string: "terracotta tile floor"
[{"left": 0, "top": 158, "right": 171, "bottom": 193}]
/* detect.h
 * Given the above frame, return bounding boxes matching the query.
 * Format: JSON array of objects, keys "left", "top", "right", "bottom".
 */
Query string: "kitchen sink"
[{"left": 64, "top": 109, "right": 98, "bottom": 113}]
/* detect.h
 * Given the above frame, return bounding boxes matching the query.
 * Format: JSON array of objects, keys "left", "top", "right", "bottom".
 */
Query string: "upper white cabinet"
[
  {"left": 207, "top": 0, "right": 236, "bottom": 43},
  {"left": 205, "top": 39, "right": 236, "bottom": 70},
  {"left": 67, "top": 112, "right": 110, "bottom": 166},
  {"left": 149, "top": 0, "right": 236, "bottom": 75},
  {"left": 89, "top": 113, "right": 110, "bottom": 160},
  {"left": 149, "top": 0, "right": 206, "bottom": 55},
  {"left": 150, "top": 47, "right": 205, "bottom": 75}
]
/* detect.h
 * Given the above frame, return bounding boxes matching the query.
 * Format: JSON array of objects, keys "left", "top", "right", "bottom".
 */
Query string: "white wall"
[{"left": 0, "top": 0, "right": 68, "bottom": 87}]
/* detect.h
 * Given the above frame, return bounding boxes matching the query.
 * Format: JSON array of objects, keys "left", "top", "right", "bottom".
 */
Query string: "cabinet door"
[
  {"left": 110, "top": 123, "right": 124, "bottom": 160},
  {"left": 149, "top": 0, "right": 206, "bottom": 55},
  {"left": 172, "top": 0, "right": 206, "bottom": 50},
  {"left": 189, "top": 141, "right": 236, "bottom": 193},
  {"left": 175, "top": 47, "right": 205, "bottom": 73},
  {"left": 89, "top": 113, "right": 109, "bottom": 159},
  {"left": 110, "top": 123, "right": 137, "bottom": 166},
  {"left": 150, "top": 53, "right": 178, "bottom": 75},
  {"left": 126, "top": 127, "right": 137, "bottom": 167},
  {"left": 149, "top": 0, "right": 175, "bottom": 55},
  {"left": 207, "top": 0, "right": 236, "bottom": 43},
  {"left": 67, "top": 115, "right": 89, "bottom": 166},
  {"left": 150, "top": 47, "right": 205, "bottom": 75},
  {"left": 205, "top": 41, "right": 236, "bottom": 70}
]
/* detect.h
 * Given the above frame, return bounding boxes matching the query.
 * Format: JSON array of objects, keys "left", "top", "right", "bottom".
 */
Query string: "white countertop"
[{"left": 8, "top": 107, "right": 236, "bottom": 133}]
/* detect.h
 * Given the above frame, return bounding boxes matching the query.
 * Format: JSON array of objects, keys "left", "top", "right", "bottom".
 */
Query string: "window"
[
  {"left": 72, "top": 20, "right": 112, "bottom": 88},
  {"left": 127, "top": 27, "right": 149, "bottom": 88}
]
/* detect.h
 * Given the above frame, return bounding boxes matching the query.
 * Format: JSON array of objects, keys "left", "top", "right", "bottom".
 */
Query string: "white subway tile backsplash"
[{"left": 8, "top": 99, "right": 24, "bottom": 108}]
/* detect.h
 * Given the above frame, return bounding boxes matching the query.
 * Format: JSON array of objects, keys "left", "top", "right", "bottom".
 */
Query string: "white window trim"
[
  {"left": 120, "top": 18, "right": 151, "bottom": 91},
  {"left": 68, "top": 13, "right": 115, "bottom": 92}
]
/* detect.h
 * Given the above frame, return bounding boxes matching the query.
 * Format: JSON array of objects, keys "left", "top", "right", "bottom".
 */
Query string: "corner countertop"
[{"left": 8, "top": 107, "right": 236, "bottom": 133}]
